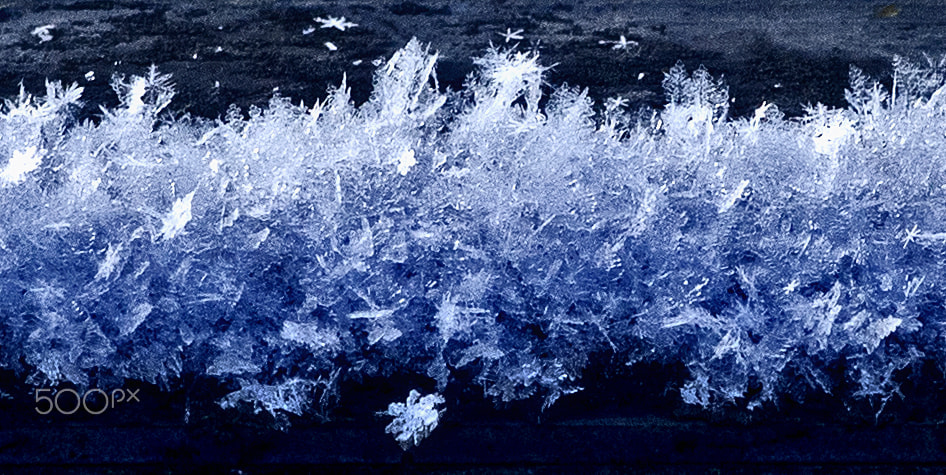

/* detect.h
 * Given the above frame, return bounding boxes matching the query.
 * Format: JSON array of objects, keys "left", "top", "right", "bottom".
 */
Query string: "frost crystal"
[
  {"left": 220, "top": 378, "right": 333, "bottom": 419},
  {"left": 382, "top": 390, "right": 445, "bottom": 450},
  {"left": 280, "top": 321, "right": 340, "bottom": 352},
  {"left": 158, "top": 190, "right": 196, "bottom": 241},
  {"left": 31, "top": 25, "right": 55, "bottom": 43},
  {"left": 126, "top": 77, "right": 147, "bottom": 116},
  {"left": 1, "top": 146, "right": 42, "bottom": 185},
  {"left": 396, "top": 148, "right": 416, "bottom": 175},
  {"left": 0, "top": 40, "right": 945, "bottom": 424}
]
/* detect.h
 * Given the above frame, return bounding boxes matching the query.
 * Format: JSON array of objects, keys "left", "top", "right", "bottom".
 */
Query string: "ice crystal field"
[{"left": 3, "top": 38, "right": 946, "bottom": 445}]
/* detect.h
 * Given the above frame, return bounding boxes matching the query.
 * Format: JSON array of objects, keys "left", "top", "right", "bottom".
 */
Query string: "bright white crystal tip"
[
  {"left": 159, "top": 191, "right": 196, "bottom": 241},
  {"left": 1, "top": 146, "right": 42, "bottom": 185},
  {"left": 397, "top": 149, "right": 416, "bottom": 175}
]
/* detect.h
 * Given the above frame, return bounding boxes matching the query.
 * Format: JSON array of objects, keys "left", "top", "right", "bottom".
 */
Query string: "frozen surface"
[{"left": 2, "top": 39, "right": 946, "bottom": 430}]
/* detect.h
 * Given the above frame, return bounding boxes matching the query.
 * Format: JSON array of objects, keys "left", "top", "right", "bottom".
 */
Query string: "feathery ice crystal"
[{"left": 2, "top": 40, "right": 946, "bottom": 436}]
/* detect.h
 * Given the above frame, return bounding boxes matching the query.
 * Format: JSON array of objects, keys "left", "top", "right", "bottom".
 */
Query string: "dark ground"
[
  {"left": 2, "top": 0, "right": 943, "bottom": 121},
  {"left": 3, "top": 0, "right": 946, "bottom": 472}
]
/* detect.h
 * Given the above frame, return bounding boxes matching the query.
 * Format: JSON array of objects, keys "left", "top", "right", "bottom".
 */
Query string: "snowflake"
[
  {"left": 605, "top": 96, "right": 629, "bottom": 112},
  {"left": 901, "top": 224, "right": 921, "bottom": 248},
  {"left": 783, "top": 279, "right": 800, "bottom": 294},
  {"left": 381, "top": 390, "right": 445, "bottom": 450},
  {"left": 499, "top": 28, "right": 524, "bottom": 43},
  {"left": 315, "top": 16, "right": 358, "bottom": 31}
]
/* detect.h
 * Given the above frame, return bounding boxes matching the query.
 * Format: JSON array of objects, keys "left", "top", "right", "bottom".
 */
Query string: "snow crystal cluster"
[
  {"left": 382, "top": 389, "right": 445, "bottom": 450},
  {"left": 2, "top": 39, "right": 946, "bottom": 430}
]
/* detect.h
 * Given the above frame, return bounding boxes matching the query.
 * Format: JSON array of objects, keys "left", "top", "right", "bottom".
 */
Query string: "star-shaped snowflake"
[
  {"left": 902, "top": 224, "right": 921, "bottom": 248},
  {"left": 605, "top": 96, "right": 629, "bottom": 112},
  {"left": 499, "top": 28, "right": 524, "bottom": 43},
  {"left": 315, "top": 16, "right": 358, "bottom": 31}
]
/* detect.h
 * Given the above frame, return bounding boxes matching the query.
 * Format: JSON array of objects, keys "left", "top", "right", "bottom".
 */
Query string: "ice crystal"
[{"left": 382, "top": 390, "right": 445, "bottom": 450}]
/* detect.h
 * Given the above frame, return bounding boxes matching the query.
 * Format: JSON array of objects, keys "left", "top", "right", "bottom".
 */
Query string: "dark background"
[
  {"left": 2, "top": 0, "right": 946, "bottom": 472},
  {"left": 3, "top": 0, "right": 944, "bottom": 121}
]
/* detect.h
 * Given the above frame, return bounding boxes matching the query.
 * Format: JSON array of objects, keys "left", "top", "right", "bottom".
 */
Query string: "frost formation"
[
  {"left": 382, "top": 390, "right": 445, "bottom": 450},
  {"left": 1, "top": 40, "right": 946, "bottom": 428}
]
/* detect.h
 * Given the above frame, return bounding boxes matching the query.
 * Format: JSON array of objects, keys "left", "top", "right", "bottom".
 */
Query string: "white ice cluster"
[
  {"left": 382, "top": 389, "right": 445, "bottom": 450},
  {"left": 1, "top": 40, "right": 946, "bottom": 431}
]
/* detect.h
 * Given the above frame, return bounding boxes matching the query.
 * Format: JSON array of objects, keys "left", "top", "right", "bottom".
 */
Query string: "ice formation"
[
  {"left": 2, "top": 39, "right": 946, "bottom": 438},
  {"left": 382, "top": 389, "right": 445, "bottom": 450}
]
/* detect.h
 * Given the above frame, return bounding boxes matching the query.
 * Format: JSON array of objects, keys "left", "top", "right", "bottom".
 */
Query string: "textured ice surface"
[{"left": 2, "top": 39, "right": 946, "bottom": 430}]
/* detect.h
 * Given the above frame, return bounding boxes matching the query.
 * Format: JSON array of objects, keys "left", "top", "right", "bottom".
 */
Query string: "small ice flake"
[
  {"left": 121, "top": 303, "right": 152, "bottom": 336},
  {"left": 842, "top": 310, "right": 869, "bottom": 331},
  {"left": 281, "top": 321, "right": 340, "bottom": 351},
  {"left": 1, "top": 146, "right": 42, "bottom": 185},
  {"left": 315, "top": 16, "right": 358, "bottom": 31},
  {"left": 711, "top": 330, "right": 740, "bottom": 360},
  {"left": 600, "top": 35, "right": 638, "bottom": 51},
  {"left": 719, "top": 179, "right": 750, "bottom": 213},
  {"left": 349, "top": 309, "right": 396, "bottom": 320},
  {"left": 94, "top": 243, "right": 123, "bottom": 281},
  {"left": 158, "top": 191, "right": 196, "bottom": 241},
  {"left": 901, "top": 224, "right": 921, "bottom": 248},
  {"left": 302, "top": 26, "right": 316, "bottom": 35},
  {"left": 196, "top": 128, "right": 219, "bottom": 146},
  {"left": 861, "top": 317, "right": 902, "bottom": 353},
  {"left": 324, "top": 41, "right": 338, "bottom": 51},
  {"left": 783, "top": 279, "right": 800, "bottom": 294},
  {"left": 352, "top": 59, "right": 363, "bottom": 65},
  {"left": 126, "top": 77, "right": 147, "bottom": 115},
  {"left": 43, "top": 222, "right": 71, "bottom": 231},
  {"left": 499, "top": 28, "right": 524, "bottom": 43},
  {"left": 382, "top": 390, "right": 445, "bottom": 450},
  {"left": 904, "top": 274, "right": 926, "bottom": 299},
  {"left": 605, "top": 96, "right": 628, "bottom": 112},
  {"left": 220, "top": 378, "right": 323, "bottom": 418},
  {"left": 637, "top": 72, "right": 645, "bottom": 80},
  {"left": 662, "top": 307, "right": 710, "bottom": 328},
  {"left": 214, "top": 46, "right": 223, "bottom": 53},
  {"left": 368, "top": 324, "right": 403, "bottom": 345},
  {"left": 247, "top": 227, "right": 270, "bottom": 250},
  {"left": 85, "top": 71, "right": 95, "bottom": 82},
  {"left": 613, "top": 35, "right": 636, "bottom": 50},
  {"left": 686, "top": 277, "right": 710, "bottom": 297},
  {"left": 397, "top": 148, "right": 416, "bottom": 175},
  {"left": 31, "top": 24, "right": 55, "bottom": 43},
  {"left": 748, "top": 102, "right": 772, "bottom": 132}
]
